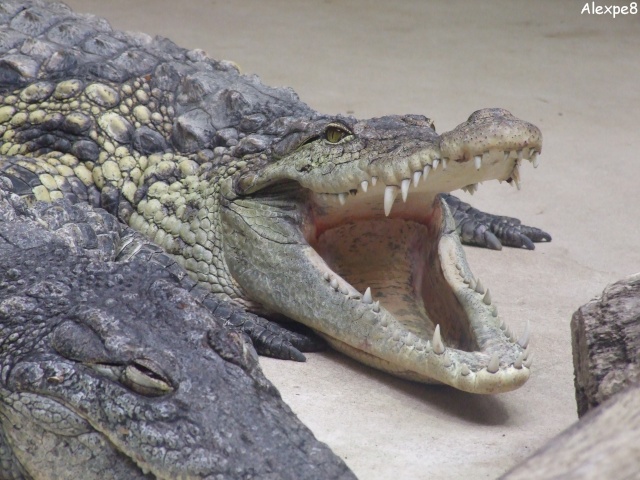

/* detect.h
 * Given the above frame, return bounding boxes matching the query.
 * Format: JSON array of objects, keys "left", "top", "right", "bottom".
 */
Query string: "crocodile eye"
[
  {"left": 324, "top": 124, "right": 351, "bottom": 144},
  {"left": 121, "top": 359, "right": 174, "bottom": 397}
]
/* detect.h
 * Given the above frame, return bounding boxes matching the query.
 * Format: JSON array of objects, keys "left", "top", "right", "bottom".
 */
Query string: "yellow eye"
[{"left": 324, "top": 125, "right": 350, "bottom": 144}]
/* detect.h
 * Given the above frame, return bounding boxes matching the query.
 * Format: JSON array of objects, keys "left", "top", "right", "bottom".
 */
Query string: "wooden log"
[
  {"left": 571, "top": 272, "right": 640, "bottom": 417},
  {"left": 500, "top": 384, "right": 640, "bottom": 479}
]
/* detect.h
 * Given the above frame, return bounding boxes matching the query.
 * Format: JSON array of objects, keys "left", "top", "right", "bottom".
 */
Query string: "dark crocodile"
[
  {"left": 0, "top": 185, "right": 355, "bottom": 479},
  {"left": 0, "top": 0, "right": 549, "bottom": 404}
]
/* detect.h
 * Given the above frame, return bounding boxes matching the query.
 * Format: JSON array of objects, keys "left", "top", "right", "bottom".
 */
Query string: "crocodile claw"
[{"left": 443, "top": 193, "right": 551, "bottom": 250}]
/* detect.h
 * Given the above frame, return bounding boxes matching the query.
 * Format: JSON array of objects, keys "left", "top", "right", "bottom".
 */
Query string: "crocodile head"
[
  {"left": 0, "top": 222, "right": 349, "bottom": 479},
  {"left": 223, "top": 108, "right": 540, "bottom": 394}
]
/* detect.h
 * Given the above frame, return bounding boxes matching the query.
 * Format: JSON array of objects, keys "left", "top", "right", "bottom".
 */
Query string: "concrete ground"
[{"left": 63, "top": 1, "right": 640, "bottom": 478}]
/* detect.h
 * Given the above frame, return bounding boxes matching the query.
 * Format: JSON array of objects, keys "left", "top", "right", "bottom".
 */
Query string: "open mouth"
[
  {"left": 228, "top": 109, "right": 540, "bottom": 394},
  {"left": 298, "top": 148, "right": 534, "bottom": 392}
]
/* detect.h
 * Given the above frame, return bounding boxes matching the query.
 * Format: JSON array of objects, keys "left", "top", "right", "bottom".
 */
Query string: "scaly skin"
[
  {"left": 0, "top": 188, "right": 355, "bottom": 480},
  {"left": 0, "top": 0, "right": 547, "bottom": 395}
]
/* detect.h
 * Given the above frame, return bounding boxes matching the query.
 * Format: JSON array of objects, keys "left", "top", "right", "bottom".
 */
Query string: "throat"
[{"left": 313, "top": 218, "right": 477, "bottom": 352}]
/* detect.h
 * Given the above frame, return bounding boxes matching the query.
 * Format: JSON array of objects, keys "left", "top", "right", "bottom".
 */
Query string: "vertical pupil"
[{"left": 328, "top": 128, "right": 343, "bottom": 143}]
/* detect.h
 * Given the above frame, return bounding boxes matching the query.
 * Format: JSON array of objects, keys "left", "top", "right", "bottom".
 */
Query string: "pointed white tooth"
[
  {"left": 442, "top": 158, "right": 448, "bottom": 170},
  {"left": 323, "top": 272, "right": 330, "bottom": 281},
  {"left": 474, "top": 155, "right": 482, "bottom": 170},
  {"left": 523, "top": 344, "right": 531, "bottom": 361},
  {"left": 401, "top": 179, "right": 410, "bottom": 202},
  {"left": 372, "top": 301, "right": 380, "bottom": 313},
  {"left": 338, "top": 193, "right": 347, "bottom": 205},
  {"left": 483, "top": 289, "right": 492, "bottom": 305},
  {"left": 363, "top": 287, "right": 373, "bottom": 304},
  {"left": 426, "top": 340, "right": 431, "bottom": 351},
  {"left": 371, "top": 176, "right": 378, "bottom": 186},
  {"left": 423, "top": 164, "right": 431, "bottom": 179},
  {"left": 517, "top": 319, "right": 530, "bottom": 348},
  {"left": 524, "top": 353, "right": 534, "bottom": 368},
  {"left": 491, "top": 306, "right": 498, "bottom": 317},
  {"left": 511, "top": 164, "right": 521, "bottom": 190},
  {"left": 517, "top": 150, "right": 523, "bottom": 162},
  {"left": 468, "top": 278, "right": 477, "bottom": 291},
  {"left": 384, "top": 185, "right": 398, "bottom": 216},
  {"left": 340, "top": 286, "right": 349, "bottom": 295},
  {"left": 432, "top": 324, "right": 445, "bottom": 354},
  {"left": 443, "top": 351, "right": 452, "bottom": 367},
  {"left": 509, "top": 328, "right": 517, "bottom": 343},
  {"left": 499, "top": 318, "right": 507, "bottom": 330},
  {"left": 330, "top": 278, "right": 338, "bottom": 290},
  {"left": 475, "top": 279, "right": 485, "bottom": 295},
  {"left": 487, "top": 353, "right": 499, "bottom": 373},
  {"left": 504, "top": 151, "right": 511, "bottom": 162},
  {"left": 532, "top": 151, "right": 540, "bottom": 168},
  {"left": 412, "top": 171, "right": 421, "bottom": 187},
  {"left": 432, "top": 159, "right": 439, "bottom": 170},
  {"left": 460, "top": 363, "right": 471, "bottom": 376},
  {"left": 360, "top": 180, "right": 368, "bottom": 192},
  {"left": 513, "top": 178, "right": 521, "bottom": 190},
  {"left": 514, "top": 352, "right": 524, "bottom": 369}
]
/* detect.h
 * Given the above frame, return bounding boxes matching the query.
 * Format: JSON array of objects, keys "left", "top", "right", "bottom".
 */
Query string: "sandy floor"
[{"left": 62, "top": 1, "right": 640, "bottom": 478}]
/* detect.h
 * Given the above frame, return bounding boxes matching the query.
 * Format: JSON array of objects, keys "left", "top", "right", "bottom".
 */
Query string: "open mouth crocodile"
[{"left": 0, "top": 0, "right": 548, "bottom": 398}]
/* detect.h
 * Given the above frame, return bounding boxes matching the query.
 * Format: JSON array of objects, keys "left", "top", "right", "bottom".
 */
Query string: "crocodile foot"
[{"left": 443, "top": 193, "right": 552, "bottom": 250}]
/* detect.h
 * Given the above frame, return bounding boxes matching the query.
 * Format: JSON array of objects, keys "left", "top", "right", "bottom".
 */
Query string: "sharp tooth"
[
  {"left": 483, "top": 289, "right": 492, "bottom": 305},
  {"left": 504, "top": 151, "right": 510, "bottom": 162},
  {"left": 499, "top": 318, "right": 507, "bottom": 330},
  {"left": 517, "top": 150, "right": 523, "bottom": 162},
  {"left": 514, "top": 352, "right": 524, "bottom": 369},
  {"left": 412, "top": 171, "right": 421, "bottom": 187},
  {"left": 523, "top": 344, "right": 531, "bottom": 361},
  {"left": 363, "top": 287, "right": 373, "bottom": 304},
  {"left": 487, "top": 353, "right": 500, "bottom": 373},
  {"left": 432, "top": 324, "right": 445, "bottom": 354},
  {"left": 474, "top": 155, "right": 482, "bottom": 170},
  {"left": 372, "top": 301, "right": 380, "bottom": 313},
  {"left": 323, "top": 272, "right": 330, "bottom": 281},
  {"left": 401, "top": 179, "right": 410, "bottom": 202},
  {"left": 524, "top": 353, "right": 534, "bottom": 368},
  {"left": 340, "top": 286, "right": 349, "bottom": 295},
  {"left": 511, "top": 164, "right": 522, "bottom": 190},
  {"left": 531, "top": 151, "right": 540, "bottom": 168},
  {"left": 443, "top": 351, "right": 452, "bottom": 367},
  {"left": 517, "top": 319, "right": 530, "bottom": 348},
  {"left": 442, "top": 158, "right": 448, "bottom": 170},
  {"left": 330, "top": 278, "right": 339, "bottom": 290},
  {"left": 468, "top": 278, "right": 477, "bottom": 291},
  {"left": 461, "top": 364, "right": 471, "bottom": 376},
  {"left": 371, "top": 176, "right": 378, "bottom": 186},
  {"left": 463, "top": 184, "right": 478, "bottom": 195},
  {"left": 491, "top": 306, "right": 498, "bottom": 317},
  {"left": 423, "top": 164, "right": 431, "bottom": 179},
  {"left": 432, "top": 159, "right": 440, "bottom": 170},
  {"left": 338, "top": 193, "right": 347, "bottom": 205},
  {"left": 360, "top": 180, "right": 368, "bottom": 192},
  {"left": 384, "top": 185, "right": 398, "bottom": 216},
  {"left": 475, "top": 279, "right": 485, "bottom": 294}
]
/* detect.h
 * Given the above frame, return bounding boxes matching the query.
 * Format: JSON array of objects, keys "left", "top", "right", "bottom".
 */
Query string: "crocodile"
[
  {"left": 0, "top": 186, "right": 356, "bottom": 479},
  {"left": 0, "top": 0, "right": 549, "bottom": 395}
]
